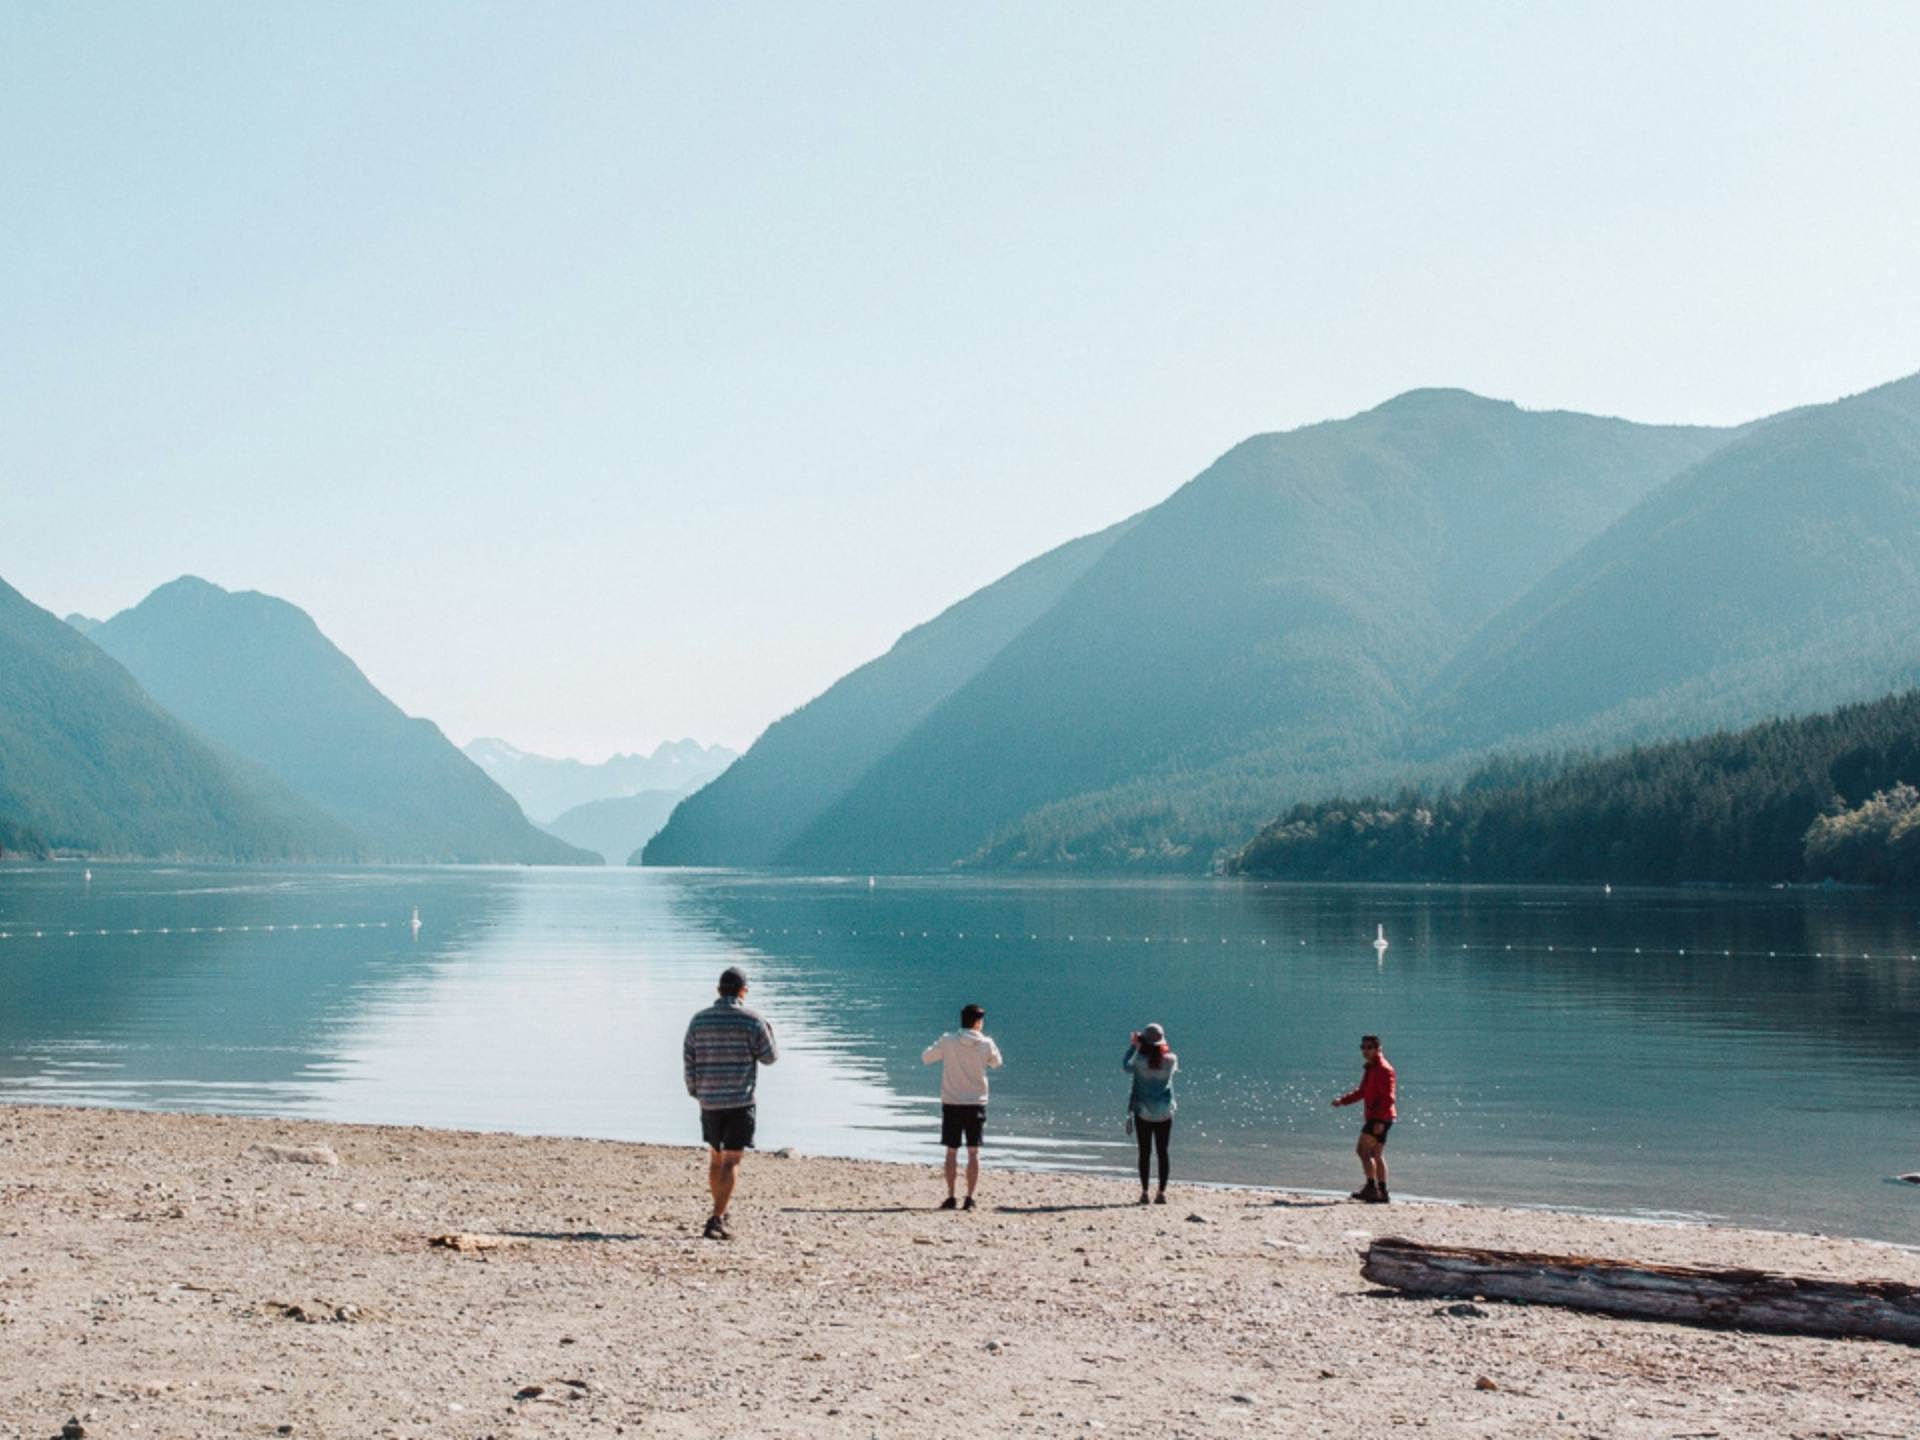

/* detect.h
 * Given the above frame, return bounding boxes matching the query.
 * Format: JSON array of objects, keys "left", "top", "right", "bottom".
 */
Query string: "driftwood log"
[{"left": 1361, "top": 1236, "right": 1920, "bottom": 1345}]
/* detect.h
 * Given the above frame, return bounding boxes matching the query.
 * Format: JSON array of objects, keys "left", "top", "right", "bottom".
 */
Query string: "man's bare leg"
[
  {"left": 710, "top": 1149, "right": 742, "bottom": 1218},
  {"left": 943, "top": 1146, "right": 959, "bottom": 1200},
  {"left": 965, "top": 1144, "right": 981, "bottom": 1199},
  {"left": 1351, "top": 1135, "right": 1379, "bottom": 1199}
]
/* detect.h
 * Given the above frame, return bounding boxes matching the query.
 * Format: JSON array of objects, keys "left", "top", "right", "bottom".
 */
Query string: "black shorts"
[
  {"left": 701, "top": 1105, "right": 757, "bottom": 1152},
  {"left": 940, "top": 1103, "right": 986, "bottom": 1149},
  {"left": 1362, "top": 1119, "right": 1393, "bottom": 1144}
]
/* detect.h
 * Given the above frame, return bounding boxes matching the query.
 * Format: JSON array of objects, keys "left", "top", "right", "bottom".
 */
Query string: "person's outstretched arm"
[
  {"left": 986, "top": 1038, "right": 1003, "bottom": 1069},
  {"left": 1121, "top": 1045, "right": 1138, "bottom": 1071},
  {"left": 1332, "top": 1077, "right": 1363, "bottom": 1107},
  {"left": 754, "top": 1017, "right": 779, "bottom": 1067},
  {"left": 922, "top": 1035, "right": 946, "bottom": 1065}
]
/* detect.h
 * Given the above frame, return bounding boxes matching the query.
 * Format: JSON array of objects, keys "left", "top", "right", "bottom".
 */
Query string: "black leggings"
[{"left": 1135, "top": 1118, "right": 1172, "bottom": 1190}]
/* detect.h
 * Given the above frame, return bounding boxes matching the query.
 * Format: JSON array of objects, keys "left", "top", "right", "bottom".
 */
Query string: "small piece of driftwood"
[
  {"left": 428, "top": 1233, "right": 522, "bottom": 1252},
  {"left": 1361, "top": 1236, "right": 1920, "bottom": 1345}
]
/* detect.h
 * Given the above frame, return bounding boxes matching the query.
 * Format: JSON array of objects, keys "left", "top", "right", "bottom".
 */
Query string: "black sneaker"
[
  {"left": 1370, "top": 1187, "right": 1392, "bottom": 1205},
  {"left": 1153, "top": 1191, "right": 1167, "bottom": 1205},
  {"left": 962, "top": 1196, "right": 977, "bottom": 1212},
  {"left": 938, "top": 1196, "right": 958, "bottom": 1211},
  {"left": 1349, "top": 1182, "right": 1379, "bottom": 1203},
  {"left": 1137, "top": 1191, "right": 1151, "bottom": 1206},
  {"left": 702, "top": 1215, "right": 731, "bottom": 1240}
]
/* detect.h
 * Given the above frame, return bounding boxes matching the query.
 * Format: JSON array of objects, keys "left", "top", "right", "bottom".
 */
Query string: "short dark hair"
[
  {"left": 960, "top": 1003, "right": 986, "bottom": 1027},
  {"left": 1360, "top": 1034, "right": 1380, "bottom": 1049},
  {"left": 719, "top": 966, "right": 748, "bottom": 996}
]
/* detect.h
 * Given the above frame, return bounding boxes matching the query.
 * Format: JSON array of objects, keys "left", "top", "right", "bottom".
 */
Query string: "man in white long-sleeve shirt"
[{"left": 921, "top": 1003, "right": 1002, "bottom": 1211}]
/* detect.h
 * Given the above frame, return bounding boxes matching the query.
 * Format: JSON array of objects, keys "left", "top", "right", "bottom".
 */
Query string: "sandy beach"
[{"left": 1, "top": 1104, "right": 1915, "bottom": 1439}]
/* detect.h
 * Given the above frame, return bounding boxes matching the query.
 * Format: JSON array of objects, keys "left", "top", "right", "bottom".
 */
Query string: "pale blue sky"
[{"left": 6, "top": 3, "right": 1918, "bottom": 757}]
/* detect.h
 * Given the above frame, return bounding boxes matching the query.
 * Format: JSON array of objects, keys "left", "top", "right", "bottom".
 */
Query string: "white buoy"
[
  {"left": 867, "top": 875, "right": 876, "bottom": 889},
  {"left": 1373, "top": 924, "right": 1389, "bottom": 958},
  {"left": 84, "top": 868, "right": 93, "bottom": 883},
  {"left": 1604, "top": 883, "right": 1612, "bottom": 895},
  {"left": 410, "top": 906, "right": 422, "bottom": 937}
]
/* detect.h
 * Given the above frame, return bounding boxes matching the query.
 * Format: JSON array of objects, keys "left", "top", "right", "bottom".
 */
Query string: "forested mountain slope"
[
  {"left": 92, "top": 578, "right": 593, "bottom": 865},
  {"left": 775, "top": 392, "right": 1728, "bottom": 870},
  {"left": 1424, "top": 373, "right": 1920, "bottom": 755},
  {"left": 1231, "top": 688, "right": 1920, "bottom": 888},
  {"left": 0, "top": 575, "right": 357, "bottom": 860},
  {"left": 642, "top": 515, "right": 1139, "bottom": 866}
]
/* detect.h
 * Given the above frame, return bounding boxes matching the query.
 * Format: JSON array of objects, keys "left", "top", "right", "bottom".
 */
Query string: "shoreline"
[
  {"left": 10, "top": 1094, "right": 1915, "bottom": 1254},
  {"left": 10, "top": 1095, "right": 1916, "bottom": 1255},
  {"left": 3, "top": 1104, "right": 1916, "bottom": 1438}
]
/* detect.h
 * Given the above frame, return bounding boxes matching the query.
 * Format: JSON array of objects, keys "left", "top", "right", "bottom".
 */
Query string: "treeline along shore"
[
  {"left": 1232, "top": 690, "right": 1920, "bottom": 888},
  {"left": 2, "top": 1106, "right": 1917, "bottom": 1439}
]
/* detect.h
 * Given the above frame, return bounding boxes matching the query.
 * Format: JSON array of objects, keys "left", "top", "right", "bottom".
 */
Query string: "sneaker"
[
  {"left": 1153, "top": 1191, "right": 1167, "bottom": 1205},
  {"left": 938, "top": 1196, "right": 958, "bottom": 1211},
  {"left": 1349, "top": 1182, "right": 1379, "bottom": 1203},
  {"left": 1138, "top": 1191, "right": 1151, "bottom": 1206},
  {"left": 1370, "top": 1187, "right": 1392, "bottom": 1205},
  {"left": 702, "top": 1215, "right": 731, "bottom": 1241},
  {"left": 962, "top": 1196, "right": 977, "bottom": 1212}
]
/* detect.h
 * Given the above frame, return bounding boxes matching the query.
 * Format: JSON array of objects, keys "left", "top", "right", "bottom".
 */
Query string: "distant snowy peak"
[
  {"left": 463, "top": 737, "right": 529, "bottom": 766},
  {"left": 463, "top": 737, "right": 738, "bottom": 824}
]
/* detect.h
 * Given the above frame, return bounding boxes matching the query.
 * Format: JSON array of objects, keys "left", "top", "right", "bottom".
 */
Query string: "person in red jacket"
[{"left": 1331, "top": 1034, "right": 1396, "bottom": 1204}]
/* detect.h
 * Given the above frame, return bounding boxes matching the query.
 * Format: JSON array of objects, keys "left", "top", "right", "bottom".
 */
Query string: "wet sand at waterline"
[{"left": 1, "top": 1106, "right": 1914, "bottom": 1438}]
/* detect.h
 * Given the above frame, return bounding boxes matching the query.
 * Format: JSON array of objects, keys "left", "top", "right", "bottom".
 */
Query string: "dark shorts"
[
  {"left": 701, "top": 1105, "right": 757, "bottom": 1152},
  {"left": 1362, "top": 1119, "right": 1393, "bottom": 1144},
  {"left": 941, "top": 1103, "right": 986, "bottom": 1149}
]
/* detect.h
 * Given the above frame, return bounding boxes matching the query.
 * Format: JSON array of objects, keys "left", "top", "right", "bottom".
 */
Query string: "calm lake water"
[{"left": 2, "top": 863, "right": 1917, "bottom": 1244}]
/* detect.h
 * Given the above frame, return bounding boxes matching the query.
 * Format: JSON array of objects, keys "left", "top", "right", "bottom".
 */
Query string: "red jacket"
[{"left": 1337, "top": 1057, "right": 1396, "bottom": 1123}]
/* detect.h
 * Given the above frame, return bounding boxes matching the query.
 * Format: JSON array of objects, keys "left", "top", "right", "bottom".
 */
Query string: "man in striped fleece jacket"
[{"left": 683, "top": 966, "right": 779, "bottom": 1240}]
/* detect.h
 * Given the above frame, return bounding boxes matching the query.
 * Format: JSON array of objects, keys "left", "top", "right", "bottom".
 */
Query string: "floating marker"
[{"left": 1374, "top": 925, "right": 1389, "bottom": 958}]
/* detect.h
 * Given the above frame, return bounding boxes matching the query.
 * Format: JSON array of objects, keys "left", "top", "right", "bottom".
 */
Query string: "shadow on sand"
[
  {"left": 778, "top": 1205, "right": 923, "bottom": 1216},
  {"left": 992, "top": 1202, "right": 1144, "bottom": 1214}
]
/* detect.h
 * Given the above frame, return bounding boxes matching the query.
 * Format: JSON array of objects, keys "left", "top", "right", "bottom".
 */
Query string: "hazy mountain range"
[
  {"left": 647, "top": 370, "right": 1920, "bottom": 873},
  {"left": 12, "top": 369, "right": 1918, "bottom": 872},
  {"left": 461, "top": 736, "right": 736, "bottom": 864},
  {"left": 463, "top": 737, "right": 736, "bottom": 825},
  {"left": 1, "top": 574, "right": 594, "bottom": 863}
]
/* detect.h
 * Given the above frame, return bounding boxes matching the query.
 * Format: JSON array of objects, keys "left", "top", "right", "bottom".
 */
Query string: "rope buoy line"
[
  {"left": 727, "top": 926, "right": 1919, "bottom": 964},
  {"left": 2, "top": 919, "right": 1910, "bottom": 966},
  {"left": 0, "top": 920, "right": 394, "bottom": 942}
]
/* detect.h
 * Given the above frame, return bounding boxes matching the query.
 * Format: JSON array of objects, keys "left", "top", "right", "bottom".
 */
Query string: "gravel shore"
[{"left": 2, "top": 1104, "right": 1915, "bottom": 1439}]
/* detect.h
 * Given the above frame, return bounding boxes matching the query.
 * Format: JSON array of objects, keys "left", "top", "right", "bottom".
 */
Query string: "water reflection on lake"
[{"left": 2, "top": 863, "right": 1916, "bottom": 1243}]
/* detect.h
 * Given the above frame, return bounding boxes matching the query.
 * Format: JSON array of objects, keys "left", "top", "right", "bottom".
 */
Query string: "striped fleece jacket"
[{"left": 683, "top": 996, "right": 779, "bottom": 1110}]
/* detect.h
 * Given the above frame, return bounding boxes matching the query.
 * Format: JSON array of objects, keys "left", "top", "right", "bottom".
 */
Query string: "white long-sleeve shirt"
[{"left": 921, "top": 1028, "right": 1003, "bottom": 1105}]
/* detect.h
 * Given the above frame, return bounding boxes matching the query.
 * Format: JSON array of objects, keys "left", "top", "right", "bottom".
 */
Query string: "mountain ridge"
[
  {"left": 92, "top": 577, "right": 592, "bottom": 865},
  {"left": 759, "top": 388, "right": 1731, "bottom": 870},
  {"left": 465, "top": 736, "right": 736, "bottom": 825},
  {"left": 0, "top": 575, "right": 360, "bottom": 860}
]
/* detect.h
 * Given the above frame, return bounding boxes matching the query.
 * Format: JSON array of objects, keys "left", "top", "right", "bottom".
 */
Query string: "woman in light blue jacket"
[{"left": 1124, "top": 1023, "right": 1178, "bottom": 1204}]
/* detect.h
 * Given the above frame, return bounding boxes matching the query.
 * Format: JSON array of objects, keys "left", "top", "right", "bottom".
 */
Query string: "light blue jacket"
[{"left": 1124, "top": 1045, "right": 1178, "bottom": 1122}]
